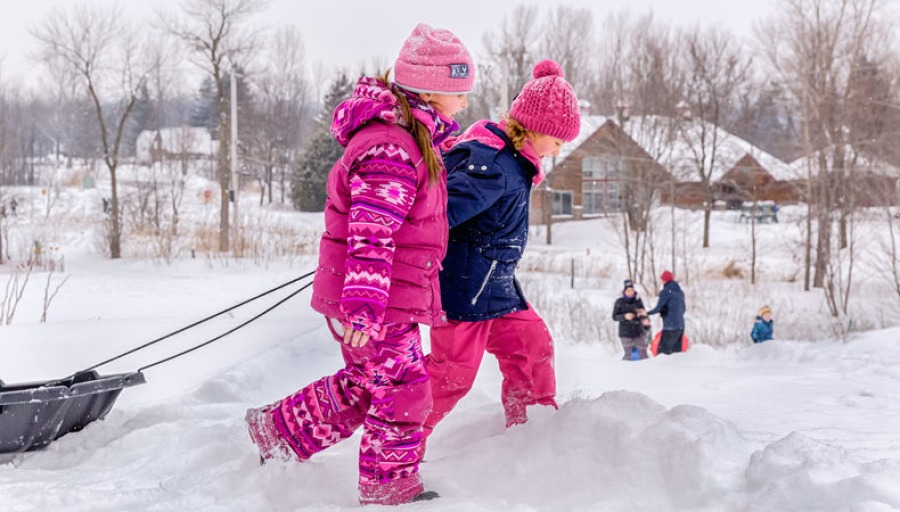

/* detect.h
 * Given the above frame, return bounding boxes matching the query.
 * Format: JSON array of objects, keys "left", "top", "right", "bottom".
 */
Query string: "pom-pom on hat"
[
  {"left": 393, "top": 23, "right": 475, "bottom": 95},
  {"left": 508, "top": 59, "right": 581, "bottom": 142},
  {"left": 660, "top": 270, "right": 674, "bottom": 283}
]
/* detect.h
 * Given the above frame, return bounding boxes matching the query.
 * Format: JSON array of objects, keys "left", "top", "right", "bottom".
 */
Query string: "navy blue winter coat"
[
  {"left": 647, "top": 280, "right": 686, "bottom": 331},
  {"left": 438, "top": 122, "right": 537, "bottom": 321}
]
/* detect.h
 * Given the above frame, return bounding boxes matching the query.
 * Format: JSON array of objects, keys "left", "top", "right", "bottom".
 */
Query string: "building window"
[
  {"left": 582, "top": 156, "right": 624, "bottom": 214},
  {"left": 552, "top": 190, "right": 573, "bottom": 216}
]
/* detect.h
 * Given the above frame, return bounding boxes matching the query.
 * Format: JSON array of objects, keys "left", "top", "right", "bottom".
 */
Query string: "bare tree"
[
  {"left": 758, "top": 0, "right": 893, "bottom": 294},
  {"left": 540, "top": 6, "right": 595, "bottom": 95},
  {"left": 482, "top": 5, "right": 541, "bottom": 114},
  {"left": 595, "top": 12, "right": 685, "bottom": 117},
  {"left": 251, "top": 25, "right": 311, "bottom": 206},
  {"left": 597, "top": 12, "right": 684, "bottom": 285},
  {"left": 677, "top": 26, "right": 753, "bottom": 249},
  {"left": 32, "top": 4, "right": 151, "bottom": 259},
  {"left": 162, "top": 0, "right": 266, "bottom": 253}
]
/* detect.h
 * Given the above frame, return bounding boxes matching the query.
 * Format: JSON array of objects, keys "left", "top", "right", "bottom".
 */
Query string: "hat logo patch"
[{"left": 449, "top": 64, "right": 469, "bottom": 78}]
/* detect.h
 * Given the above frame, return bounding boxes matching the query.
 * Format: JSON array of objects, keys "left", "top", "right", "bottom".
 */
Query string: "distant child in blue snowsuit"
[{"left": 751, "top": 306, "right": 774, "bottom": 343}]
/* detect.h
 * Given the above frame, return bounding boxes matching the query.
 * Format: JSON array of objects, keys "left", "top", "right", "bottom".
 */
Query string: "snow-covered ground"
[{"left": 2, "top": 168, "right": 900, "bottom": 510}]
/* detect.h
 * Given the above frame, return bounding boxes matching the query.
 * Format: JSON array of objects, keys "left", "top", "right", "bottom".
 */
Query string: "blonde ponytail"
[{"left": 505, "top": 117, "right": 529, "bottom": 151}]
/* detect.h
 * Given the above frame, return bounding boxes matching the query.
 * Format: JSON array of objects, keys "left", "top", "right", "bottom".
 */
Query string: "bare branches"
[
  {"left": 678, "top": 27, "right": 753, "bottom": 248},
  {"left": 482, "top": 5, "right": 541, "bottom": 108},
  {"left": 2, "top": 263, "right": 32, "bottom": 325},
  {"left": 32, "top": 3, "right": 154, "bottom": 259},
  {"left": 40, "top": 271, "right": 70, "bottom": 323},
  {"left": 161, "top": 0, "right": 267, "bottom": 253},
  {"left": 161, "top": 0, "right": 266, "bottom": 77},
  {"left": 540, "top": 6, "right": 595, "bottom": 93}
]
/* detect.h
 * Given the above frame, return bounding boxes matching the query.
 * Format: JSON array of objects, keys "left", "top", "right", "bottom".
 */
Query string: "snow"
[{"left": 2, "top": 167, "right": 900, "bottom": 511}]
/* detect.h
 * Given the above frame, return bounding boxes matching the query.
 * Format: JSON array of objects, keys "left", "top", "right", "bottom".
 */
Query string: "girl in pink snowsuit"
[
  {"left": 244, "top": 24, "right": 474, "bottom": 506},
  {"left": 424, "top": 61, "right": 581, "bottom": 436}
]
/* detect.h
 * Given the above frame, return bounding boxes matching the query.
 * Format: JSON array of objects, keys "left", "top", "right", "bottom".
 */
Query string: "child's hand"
[
  {"left": 343, "top": 328, "right": 371, "bottom": 348},
  {"left": 624, "top": 313, "right": 635, "bottom": 320}
]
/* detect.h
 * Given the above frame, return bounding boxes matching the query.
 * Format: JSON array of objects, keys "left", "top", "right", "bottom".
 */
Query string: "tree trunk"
[
  {"left": 216, "top": 76, "right": 230, "bottom": 253},
  {"left": 544, "top": 187, "right": 552, "bottom": 245},
  {"left": 109, "top": 166, "right": 121, "bottom": 258},
  {"left": 751, "top": 198, "right": 757, "bottom": 285},
  {"left": 702, "top": 201, "right": 712, "bottom": 249}
]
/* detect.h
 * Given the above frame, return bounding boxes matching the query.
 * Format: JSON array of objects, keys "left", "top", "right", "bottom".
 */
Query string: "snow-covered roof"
[
  {"left": 135, "top": 127, "right": 216, "bottom": 161},
  {"left": 552, "top": 114, "right": 798, "bottom": 182},
  {"left": 788, "top": 147, "right": 900, "bottom": 179},
  {"left": 554, "top": 115, "right": 611, "bottom": 165}
]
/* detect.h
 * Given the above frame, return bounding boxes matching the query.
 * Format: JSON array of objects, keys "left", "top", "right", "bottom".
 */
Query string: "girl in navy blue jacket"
[{"left": 423, "top": 60, "right": 581, "bottom": 436}]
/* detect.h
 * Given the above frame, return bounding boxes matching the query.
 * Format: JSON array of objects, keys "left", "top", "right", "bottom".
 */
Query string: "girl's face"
[
  {"left": 624, "top": 287, "right": 635, "bottom": 298},
  {"left": 421, "top": 93, "right": 468, "bottom": 118},
  {"left": 762, "top": 312, "right": 772, "bottom": 321},
  {"left": 529, "top": 132, "right": 565, "bottom": 158}
]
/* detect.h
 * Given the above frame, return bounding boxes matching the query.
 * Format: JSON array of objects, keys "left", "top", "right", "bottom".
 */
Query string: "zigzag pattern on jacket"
[
  {"left": 340, "top": 143, "right": 419, "bottom": 339},
  {"left": 260, "top": 323, "right": 429, "bottom": 501}
]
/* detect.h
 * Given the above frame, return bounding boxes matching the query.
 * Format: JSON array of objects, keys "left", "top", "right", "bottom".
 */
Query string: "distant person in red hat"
[{"left": 646, "top": 270, "right": 686, "bottom": 354}]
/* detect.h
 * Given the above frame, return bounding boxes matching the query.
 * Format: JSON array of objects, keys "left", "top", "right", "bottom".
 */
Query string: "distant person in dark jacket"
[
  {"left": 612, "top": 279, "right": 651, "bottom": 360},
  {"left": 646, "top": 270, "right": 686, "bottom": 355},
  {"left": 751, "top": 305, "right": 774, "bottom": 343}
]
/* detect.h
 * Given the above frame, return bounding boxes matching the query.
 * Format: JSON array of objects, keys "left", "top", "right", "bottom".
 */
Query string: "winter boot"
[{"left": 245, "top": 406, "right": 295, "bottom": 463}]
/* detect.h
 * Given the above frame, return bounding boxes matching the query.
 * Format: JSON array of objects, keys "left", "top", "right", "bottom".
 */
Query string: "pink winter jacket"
[{"left": 310, "top": 77, "right": 454, "bottom": 339}]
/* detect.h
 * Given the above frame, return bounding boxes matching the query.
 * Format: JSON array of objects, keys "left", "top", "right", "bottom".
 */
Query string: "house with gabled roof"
[
  {"left": 788, "top": 150, "right": 899, "bottom": 207},
  {"left": 530, "top": 114, "right": 803, "bottom": 223},
  {"left": 530, "top": 115, "right": 672, "bottom": 222}
]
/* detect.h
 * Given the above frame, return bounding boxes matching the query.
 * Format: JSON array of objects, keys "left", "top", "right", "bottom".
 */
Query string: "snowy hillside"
[{"left": 2, "top": 168, "right": 900, "bottom": 510}]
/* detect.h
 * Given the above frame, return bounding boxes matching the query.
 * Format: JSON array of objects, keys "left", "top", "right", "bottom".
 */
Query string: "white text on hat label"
[{"left": 449, "top": 64, "right": 469, "bottom": 78}]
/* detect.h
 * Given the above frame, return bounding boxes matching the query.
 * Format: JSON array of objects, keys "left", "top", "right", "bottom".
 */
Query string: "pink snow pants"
[
  {"left": 424, "top": 305, "right": 557, "bottom": 435},
  {"left": 248, "top": 320, "right": 430, "bottom": 506}
]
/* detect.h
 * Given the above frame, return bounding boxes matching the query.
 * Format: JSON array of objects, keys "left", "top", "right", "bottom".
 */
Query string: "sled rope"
[
  {"left": 138, "top": 279, "right": 314, "bottom": 372},
  {"left": 80, "top": 270, "right": 315, "bottom": 374}
]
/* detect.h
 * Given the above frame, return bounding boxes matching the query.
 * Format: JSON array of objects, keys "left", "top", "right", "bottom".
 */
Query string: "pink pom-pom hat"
[{"left": 508, "top": 59, "right": 581, "bottom": 142}]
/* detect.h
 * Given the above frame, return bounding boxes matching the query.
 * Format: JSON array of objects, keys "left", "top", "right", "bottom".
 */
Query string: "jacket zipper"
[{"left": 471, "top": 260, "right": 497, "bottom": 305}]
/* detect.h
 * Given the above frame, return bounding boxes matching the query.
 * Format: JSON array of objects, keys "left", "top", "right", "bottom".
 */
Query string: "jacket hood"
[
  {"left": 331, "top": 76, "right": 458, "bottom": 148},
  {"left": 663, "top": 280, "right": 683, "bottom": 293},
  {"left": 453, "top": 120, "right": 545, "bottom": 185}
]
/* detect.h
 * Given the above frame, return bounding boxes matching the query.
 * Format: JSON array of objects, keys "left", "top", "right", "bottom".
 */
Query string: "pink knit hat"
[
  {"left": 508, "top": 60, "right": 581, "bottom": 141},
  {"left": 394, "top": 23, "right": 475, "bottom": 95}
]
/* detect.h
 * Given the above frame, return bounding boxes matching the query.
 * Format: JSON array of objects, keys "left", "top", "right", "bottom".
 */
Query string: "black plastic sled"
[{"left": 0, "top": 371, "right": 146, "bottom": 455}]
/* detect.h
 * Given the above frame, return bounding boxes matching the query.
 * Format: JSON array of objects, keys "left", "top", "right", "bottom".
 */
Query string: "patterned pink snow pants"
[
  {"left": 246, "top": 320, "right": 430, "bottom": 506},
  {"left": 424, "top": 305, "right": 557, "bottom": 435}
]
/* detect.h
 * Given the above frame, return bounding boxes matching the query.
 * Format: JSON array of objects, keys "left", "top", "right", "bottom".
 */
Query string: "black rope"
[
  {"left": 80, "top": 271, "right": 315, "bottom": 374},
  {"left": 138, "top": 280, "right": 314, "bottom": 372}
]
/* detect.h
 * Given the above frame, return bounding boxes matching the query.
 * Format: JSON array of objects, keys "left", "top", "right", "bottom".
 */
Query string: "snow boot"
[{"left": 245, "top": 406, "right": 295, "bottom": 463}]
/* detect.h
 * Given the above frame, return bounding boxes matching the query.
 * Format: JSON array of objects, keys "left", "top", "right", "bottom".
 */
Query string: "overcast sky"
[{"left": 1, "top": 0, "right": 778, "bottom": 92}]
